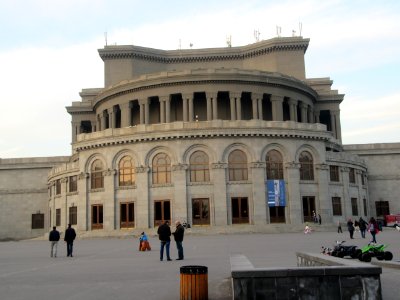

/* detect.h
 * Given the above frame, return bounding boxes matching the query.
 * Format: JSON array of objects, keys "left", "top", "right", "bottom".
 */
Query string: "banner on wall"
[{"left": 266, "top": 180, "right": 286, "bottom": 207}]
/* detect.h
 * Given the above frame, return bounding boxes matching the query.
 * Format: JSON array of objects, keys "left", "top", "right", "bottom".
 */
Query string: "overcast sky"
[{"left": 0, "top": 0, "right": 399, "bottom": 158}]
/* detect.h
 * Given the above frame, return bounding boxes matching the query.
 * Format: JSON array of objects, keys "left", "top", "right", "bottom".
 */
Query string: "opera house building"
[{"left": 1, "top": 36, "right": 399, "bottom": 240}]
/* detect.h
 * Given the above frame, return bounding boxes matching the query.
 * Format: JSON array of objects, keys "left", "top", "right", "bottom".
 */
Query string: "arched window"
[
  {"left": 119, "top": 156, "right": 135, "bottom": 186},
  {"left": 189, "top": 151, "right": 210, "bottom": 182},
  {"left": 228, "top": 149, "right": 248, "bottom": 181},
  {"left": 299, "top": 151, "right": 314, "bottom": 180},
  {"left": 266, "top": 150, "right": 284, "bottom": 180},
  {"left": 91, "top": 159, "right": 104, "bottom": 189},
  {"left": 152, "top": 153, "right": 171, "bottom": 184}
]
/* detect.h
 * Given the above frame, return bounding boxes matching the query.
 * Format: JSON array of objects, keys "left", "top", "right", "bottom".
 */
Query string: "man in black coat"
[
  {"left": 157, "top": 220, "right": 171, "bottom": 261},
  {"left": 172, "top": 220, "right": 185, "bottom": 260},
  {"left": 49, "top": 226, "right": 60, "bottom": 257},
  {"left": 64, "top": 224, "right": 76, "bottom": 257}
]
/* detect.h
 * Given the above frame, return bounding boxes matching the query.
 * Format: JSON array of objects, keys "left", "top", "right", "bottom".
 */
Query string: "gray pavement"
[{"left": 1, "top": 227, "right": 400, "bottom": 299}]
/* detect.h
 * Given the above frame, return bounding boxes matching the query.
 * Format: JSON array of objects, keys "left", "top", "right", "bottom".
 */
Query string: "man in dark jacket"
[
  {"left": 49, "top": 226, "right": 60, "bottom": 257},
  {"left": 157, "top": 221, "right": 171, "bottom": 261},
  {"left": 64, "top": 224, "right": 76, "bottom": 257},
  {"left": 172, "top": 220, "right": 185, "bottom": 260}
]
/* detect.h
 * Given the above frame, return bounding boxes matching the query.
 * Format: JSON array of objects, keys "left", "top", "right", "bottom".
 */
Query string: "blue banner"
[{"left": 267, "top": 180, "right": 286, "bottom": 207}]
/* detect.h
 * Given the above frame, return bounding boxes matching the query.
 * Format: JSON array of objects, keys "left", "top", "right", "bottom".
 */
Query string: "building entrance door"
[
  {"left": 302, "top": 196, "right": 315, "bottom": 223},
  {"left": 120, "top": 202, "right": 135, "bottom": 228},
  {"left": 192, "top": 198, "right": 210, "bottom": 225},
  {"left": 154, "top": 200, "right": 170, "bottom": 227},
  {"left": 231, "top": 197, "right": 249, "bottom": 224}
]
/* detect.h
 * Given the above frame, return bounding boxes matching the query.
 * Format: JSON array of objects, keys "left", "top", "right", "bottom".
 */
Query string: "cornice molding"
[{"left": 98, "top": 38, "right": 309, "bottom": 63}]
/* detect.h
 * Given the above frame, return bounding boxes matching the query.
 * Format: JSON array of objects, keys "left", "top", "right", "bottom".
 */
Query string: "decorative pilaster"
[
  {"left": 340, "top": 167, "right": 351, "bottom": 218},
  {"left": 212, "top": 162, "right": 228, "bottom": 226},
  {"left": 308, "top": 106, "right": 314, "bottom": 124},
  {"left": 251, "top": 161, "right": 267, "bottom": 225},
  {"left": 135, "top": 165, "right": 150, "bottom": 228},
  {"left": 229, "top": 93, "right": 236, "bottom": 121},
  {"left": 316, "top": 163, "right": 330, "bottom": 222},
  {"left": 285, "top": 162, "right": 301, "bottom": 224}
]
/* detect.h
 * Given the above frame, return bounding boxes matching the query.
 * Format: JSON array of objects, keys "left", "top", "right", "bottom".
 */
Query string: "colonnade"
[{"left": 71, "top": 91, "right": 342, "bottom": 142}]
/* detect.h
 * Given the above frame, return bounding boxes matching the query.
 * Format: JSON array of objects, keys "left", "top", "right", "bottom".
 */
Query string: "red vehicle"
[{"left": 384, "top": 214, "right": 400, "bottom": 227}]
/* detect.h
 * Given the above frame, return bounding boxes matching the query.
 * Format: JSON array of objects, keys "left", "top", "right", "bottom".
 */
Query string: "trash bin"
[{"left": 180, "top": 265, "right": 208, "bottom": 300}]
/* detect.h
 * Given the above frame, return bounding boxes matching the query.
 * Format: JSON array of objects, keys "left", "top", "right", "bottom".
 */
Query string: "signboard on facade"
[{"left": 266, "top": 180, "right": 286, "bottom": 207}]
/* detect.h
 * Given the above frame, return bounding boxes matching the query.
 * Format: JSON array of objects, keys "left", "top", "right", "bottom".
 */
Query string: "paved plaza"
[{"left": 1, "top": 227, "right": 400, "bottom": 299}]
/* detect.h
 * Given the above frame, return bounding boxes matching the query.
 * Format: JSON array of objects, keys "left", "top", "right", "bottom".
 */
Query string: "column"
[
  {"left": 288, "top": 99, "right": 298, "bottom": 122},
  {"left": 206, "top": 95, "right": 212, "bottom": 121},
  {"left": 212, "top": 93, "right": 218, "bottom": 120},
  {"left": 330, "top": 110, "right": 336, "bottom": 138},
  {"left": 108, "top": 108, "right": 114, "bottom": 129},
  {"left": 145, "top": 99, "right": 150, "bottom": 125},
  {"left": 120, "top": 102, "right": 131, "bottom": 127},
  {"left": 188, "top": 94, "right": 194, "bottom": 122},
  {"left": 300, "top": 103, "right": 308, "bottom": 123},
  {"left": 233, "top": 93, "right": 242, "bottom": 120},
  {"left": 251, "top": 162, "right": 267, "bottom": 225},
  {"left": 251, "top": 95, "right": 258, "bottom": 119},
  {"left": 90, "top": 120, "right": 96, "bottom": 132},
  {"left": 101, "top": 112, "right": 107, "bottom": 130},
  {"left": 308, "top": 106, "right": 314, "bottom": 124},
  {"left": 211, "top": 162, "right": 228, "bottom": 225},
  {"left": 71, "top": 121, "right": 79, "bottom": 143},
  {"left": 182, "top": 94, "right": 188, "bottom": 122},
  {"left": 139, "top": 102, "right": 145, "bottom": 124},
  {"left": 333, "top": 110, "right": 342, "bottom": 141},
  {"left": 316, "top": 163, "right": 330, "bottom": 224},
  {"left": 96, "top": 115, "right": 101, "bottom": 131},
  {"left": 159, "top": 97, "right": 166, "bottom": 123},
  {"left": 285, "top": 162, "right": 301, "bottom": 225},
  {"left": 270, "top": 95, "right": 284, "bottom": 121},
  {"left": 314, "top": 109, "right": 320, "bottom": 123},
  {"left": 229, "top": 93, "right": 236, "bottom": 121},
  {"left": 165, "top": 97, "right": 171, "bottom": 123},
  {"left": 257, "top": 95, "right": 263, "bottom": 120}
]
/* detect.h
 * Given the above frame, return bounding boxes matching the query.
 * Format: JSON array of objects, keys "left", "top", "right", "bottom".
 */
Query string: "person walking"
[
  {"left": 318, "top": 214, "right": 322, "bottom": 225},
  {"left": 49, "top": 226, "right": 60, "bottom": 258},
  {"left": 359, "top": 217, "right": 368, "bottom": 238},
  {"left": 172, "top": 220, "right": 185, "bottom": 260},
  {"left": 64, "top": 224, "right": 76, "bottom": 257},
  {"left": 368, "top": 217, "right": 378, "bottom": 243},
  {"left": 337, "top": 220, "right": 343, "bottom": 233},
  {"left": 347, "top": 219, "right": 355, "bottom": 239},
  {"left": 157, "top": 220, "right": 171, "bottom": 261}
]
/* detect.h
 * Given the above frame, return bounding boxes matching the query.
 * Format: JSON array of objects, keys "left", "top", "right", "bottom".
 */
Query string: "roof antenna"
[
  {"left": 276, "top": 26, "right": 281, "bottom": 37},
  {"left": 104, "top": 32, "right": 108, "bottom": 46},
  {"left": 254, "top": 29, "right": 260, "bottom": 42},
  {"left": 299, "top": 22, "right": 303, "bottom": 37},
  {"left": 226, "top": 35, "right": 232, "bottom": 47}
]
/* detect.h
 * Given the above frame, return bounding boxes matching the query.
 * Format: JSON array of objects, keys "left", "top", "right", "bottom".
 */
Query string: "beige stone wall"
[
  {"left": 344, "top": 143, "right": 400, "bottom": 216},
  {"left": 0, "top": 157, "right": 70, "bottom": 240}
]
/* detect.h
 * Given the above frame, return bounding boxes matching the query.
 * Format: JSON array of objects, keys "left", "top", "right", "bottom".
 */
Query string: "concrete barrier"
[{"left": 231, "top": 253, "right": 382, "bottom": 299}]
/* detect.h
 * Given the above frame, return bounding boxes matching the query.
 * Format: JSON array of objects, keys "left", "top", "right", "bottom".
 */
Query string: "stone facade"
[
  {"left": 0, "top": 36, "right": 399, "bottom": 240},
  {"left": 0, "top": 157, "right": 69, "bottom": 240}
]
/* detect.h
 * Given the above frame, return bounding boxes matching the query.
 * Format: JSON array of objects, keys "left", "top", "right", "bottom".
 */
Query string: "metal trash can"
[{"left": 180, "top": 265, "right": 208, "bottom": 300}]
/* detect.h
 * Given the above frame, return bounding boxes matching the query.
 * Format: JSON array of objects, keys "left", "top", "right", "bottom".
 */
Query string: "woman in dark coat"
[{"left": 347, "top": 219, "right": 355, "bottom": 239}]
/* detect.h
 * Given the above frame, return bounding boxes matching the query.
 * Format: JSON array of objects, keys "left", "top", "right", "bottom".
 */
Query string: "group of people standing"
[
  {"left": 157, "top": 220, "right": 185, "bottom": 261},
  {"left": 344, "top": 217, "right": 379, "bottom": 243},
  {"left": 48, "top": 224, "right": 76, "bottom": 258}
]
